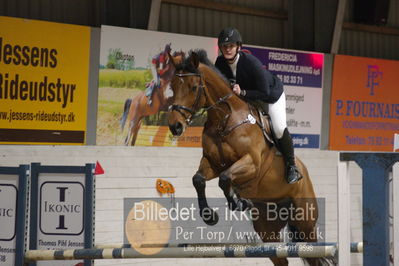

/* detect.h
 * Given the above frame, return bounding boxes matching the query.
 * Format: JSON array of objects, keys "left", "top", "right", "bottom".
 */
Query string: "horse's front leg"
[
  {"left": 219, "top": 154, "right": 257, "bottom": 211},
  {"left": 193, "top": 157, "right": 219, "bottom": 225}
]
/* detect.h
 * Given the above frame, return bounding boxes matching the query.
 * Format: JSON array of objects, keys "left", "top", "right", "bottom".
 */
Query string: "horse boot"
[{"left": 277, "top": 128, "right": 302, "bottom": 184}]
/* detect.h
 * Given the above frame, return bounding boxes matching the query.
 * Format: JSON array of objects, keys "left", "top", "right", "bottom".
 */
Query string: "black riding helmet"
[{"left": 218, "top": 27, "right": 242, "bottom": 47}]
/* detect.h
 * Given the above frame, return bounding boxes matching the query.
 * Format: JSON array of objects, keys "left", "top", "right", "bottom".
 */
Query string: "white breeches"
[{"left": 268, "top": 92, "right": 287, "bottom": 139}]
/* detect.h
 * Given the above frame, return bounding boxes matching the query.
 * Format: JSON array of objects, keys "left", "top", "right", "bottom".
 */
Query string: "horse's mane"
[{"left": 176, "top": 49, "right": 229, "bottom": 85}]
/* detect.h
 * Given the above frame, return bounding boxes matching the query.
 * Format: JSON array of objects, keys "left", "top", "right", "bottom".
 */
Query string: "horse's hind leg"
[
  {"left": 124, "top": 124, "right": 133, "bottom": 146},
  {"left": 289, "top": 198, "right": 319, "bottom": 242},
  {"left": 130, "top": 119, "right": 142, "bottom": 146},
  {"left": 289, "top": 198, "right": 326, "bottom": 266},
  {"left": 124, "top": 120, "right": 137, "bottom": 146},
  {"left": 252, "top": 203, "right": 288, "bottom": 266},
  {"left": 269, "top": 258, "right": 289, "bottom": 266}
]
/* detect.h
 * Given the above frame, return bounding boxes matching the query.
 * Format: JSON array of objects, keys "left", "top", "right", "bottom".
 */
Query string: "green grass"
[
  {"left": 99, "top": 69, "right": 152, "bottom": 90},
  {"left": 98, "top": 100, "right": 123, "bottom": 115}
]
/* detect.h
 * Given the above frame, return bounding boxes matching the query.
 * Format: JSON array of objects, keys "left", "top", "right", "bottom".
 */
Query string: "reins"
[
  {"left": 169, "top": 72, "right": 234, "bottom": 125},
  {"left": 169, "top": 70, "right": 260, "bottom": 168}
]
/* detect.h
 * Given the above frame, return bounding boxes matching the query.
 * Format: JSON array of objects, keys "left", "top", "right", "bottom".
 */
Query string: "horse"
[
  {"left": 166, "top": 50, "right": 333, "bottom": 266},
  {"left": 120, "top": 51, "right": 184, "bottom": 146}
]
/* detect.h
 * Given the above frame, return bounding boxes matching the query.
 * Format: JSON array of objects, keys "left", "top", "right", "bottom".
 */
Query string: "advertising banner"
[
  {"left": 243, "top": 46, "right": 324, "bottom": 148},
  {"left": 124, "top": 198, "right": 326, "bottom": 247},
  {"left": 0, "top": 165, "right": 28, "bottom": 266},
  {"left": 98, "top": 26, "right": 323, "bottom": 148},
  {"left": 29, "top": 163, "right": 95, "bottom": 266},
  {"left": 0, "top": 178, "right": 18, "bottom": 266},
  {"left": 36, "top": 175, "right": 85, "bottom": 266},
  {"left": 97, "top": 25, "right": 217, "bottom": 147},
  {"left": 0, "top": 16, "right": 90, "bottom": 144},
  {"left": 329, "top": 55, "right": 399, "bottom": 151}
]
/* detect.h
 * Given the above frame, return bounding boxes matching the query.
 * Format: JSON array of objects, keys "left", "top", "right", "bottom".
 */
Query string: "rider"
[
  {"left": 215, "top": 27, "right": 301, "bottom": 184},
  {"left": 146, "top": 43, "right": 172, "bottom": 105}
]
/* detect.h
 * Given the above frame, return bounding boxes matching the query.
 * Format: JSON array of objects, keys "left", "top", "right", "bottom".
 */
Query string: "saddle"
[{"left": 248, "top": 100, "right": 278, "bottom": 149}]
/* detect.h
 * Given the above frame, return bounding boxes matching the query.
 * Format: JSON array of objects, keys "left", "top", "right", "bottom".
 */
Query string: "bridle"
[
  {"left": 169, "top": 70, "right": 257, "bottom": 168},
  {"left": 169, "top": 72, "right": 232, "bottom": 125},
  {"left": 168, "top": 72, "right": 205, "bottom": 125}
]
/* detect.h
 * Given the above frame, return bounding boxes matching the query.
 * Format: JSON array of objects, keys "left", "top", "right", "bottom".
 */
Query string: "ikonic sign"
[
  {"left": 0, "top": 185, "right": 16, "bottom": 240},
  {"left": 36, "top": 174, "right": 86, "bottom": 266},
  {"left": 40, "top": 182, "right": 84, "bottom": 235},
  {"left": 0, "top": 179, "right": 18, "bottom": 266}
]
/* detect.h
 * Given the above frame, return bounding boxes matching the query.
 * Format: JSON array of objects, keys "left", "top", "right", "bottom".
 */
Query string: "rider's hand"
[{"left": 232, "top": 84, "right": 241, "bottom": 95}]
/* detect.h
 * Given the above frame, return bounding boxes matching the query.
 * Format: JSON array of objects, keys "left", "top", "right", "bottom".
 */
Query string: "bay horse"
[
  {"left": 120, "top": 51, "right": 184, "bottom": 146},
  {"left": 167, "top": 50, "right": 333, "bottom": 266}
]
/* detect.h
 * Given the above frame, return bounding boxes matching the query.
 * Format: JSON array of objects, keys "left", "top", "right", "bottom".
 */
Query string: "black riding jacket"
[{"left": 215, "top": 51, "right": 283, "bottom": 103}]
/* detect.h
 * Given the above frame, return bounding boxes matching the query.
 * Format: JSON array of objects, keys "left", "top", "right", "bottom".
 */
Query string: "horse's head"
[{"left": 167, "top": 52, "right": 207, "bottom": 136}]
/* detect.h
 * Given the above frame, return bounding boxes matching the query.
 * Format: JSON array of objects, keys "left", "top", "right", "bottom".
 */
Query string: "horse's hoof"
[{"left": 201, "top": 208, "right": 219, "bottom": 226}]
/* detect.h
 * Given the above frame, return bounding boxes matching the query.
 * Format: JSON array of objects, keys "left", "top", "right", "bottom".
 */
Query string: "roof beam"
[
  {"left": 162, "top": 0, "right": 287, "bottom": 20},
  {"left": 330, "top": 0, "right": 347, "bottom": 54},
  {"left": 148, "top": 0, "right": 162, "bottom": 30},
  {"left": 343, "top": 22, "right": 399, "bottom": 36}
]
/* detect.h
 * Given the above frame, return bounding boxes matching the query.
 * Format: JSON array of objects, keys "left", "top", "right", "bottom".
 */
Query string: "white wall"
[{"left": 0, "top": 146, "right": 363, "bottom": 265}]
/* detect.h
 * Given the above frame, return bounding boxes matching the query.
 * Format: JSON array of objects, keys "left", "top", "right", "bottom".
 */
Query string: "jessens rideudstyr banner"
[{"left": 0, "top": 16, "right": 90, "bottom": 144}]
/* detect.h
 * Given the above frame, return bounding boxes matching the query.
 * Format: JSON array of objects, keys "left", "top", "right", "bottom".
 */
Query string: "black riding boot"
[{"left": 277, "top": 128, "right": 302, "bottom": 184}]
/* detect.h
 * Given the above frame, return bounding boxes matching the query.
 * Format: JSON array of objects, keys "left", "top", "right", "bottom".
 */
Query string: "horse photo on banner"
[{"left": 96, "top": 26, "right": 218, "bottom": 147}]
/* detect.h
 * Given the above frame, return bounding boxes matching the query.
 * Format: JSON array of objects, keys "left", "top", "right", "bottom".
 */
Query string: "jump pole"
[
  {"left": 94, "top": 241, "right": 363, "bottom": 253},
  {"left": 25, "top": 242, "right": 365, "bottom": 262},
  {"left": 25, "top": 244, "right": 337, "bottom": 262}
]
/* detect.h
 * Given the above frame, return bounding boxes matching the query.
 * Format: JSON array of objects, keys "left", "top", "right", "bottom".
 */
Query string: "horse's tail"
[{"left": 120, "top": 98, "right": 132, "bottom": 130}]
